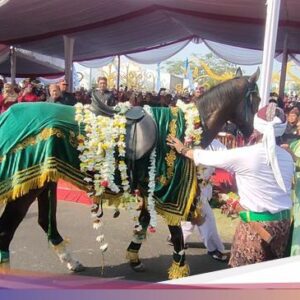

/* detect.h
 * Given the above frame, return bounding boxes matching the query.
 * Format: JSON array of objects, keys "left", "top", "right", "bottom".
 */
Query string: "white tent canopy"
[
  {"left": 1, "top": 1, "right": 300, "bottom": 62},
  {"left": 75, "top": 37, "right": 298, "bottom": 68}
]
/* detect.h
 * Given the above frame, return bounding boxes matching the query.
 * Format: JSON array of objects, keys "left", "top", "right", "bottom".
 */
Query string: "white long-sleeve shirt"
[{"left": 193, "top": 143, "right": 294, "bottom": 213}]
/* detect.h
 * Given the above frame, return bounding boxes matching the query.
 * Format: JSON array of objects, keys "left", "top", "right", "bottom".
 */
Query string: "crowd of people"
[
  {"left": 2, "top": 76, "right": 299, "bottom": 145},
  {"left": 0, "top": 76, "right": 208, "bottom": 114}
]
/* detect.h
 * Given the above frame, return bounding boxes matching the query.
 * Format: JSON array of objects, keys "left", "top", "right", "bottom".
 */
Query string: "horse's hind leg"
[
  {"left": 126, "top": 207, "right": 150, "bottom": 272},
  {"left": 168, "top": 225, "right": 190, "bottom": 279},
  {"left": 37, "top": 182, "right": 84, "bottom": 272},
  {"left": 0, "top": 191, "right": 39, "bottom": 270}
]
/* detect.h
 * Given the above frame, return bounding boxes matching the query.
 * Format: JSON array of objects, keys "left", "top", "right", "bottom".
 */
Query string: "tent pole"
[
  {"left": 259, "top": 0, "right": 281, "bottom": 108},
  {"left": 279, "top": 34, "right": 288, "bottom": 101},
  {"left": 10, "top": 46, "right": 16, "bottom": 85},
  {"left": 116, "top": 55, "right": 121, "bottom": 92},
  {"left": 156, "top": 63, "right": 161, "bottom": 92},
  {"left": 89, "top": 68, "right": 92, "bottom": 90},
  {"left": 63, "top": 35, "right": 75, "bottom": 92}
]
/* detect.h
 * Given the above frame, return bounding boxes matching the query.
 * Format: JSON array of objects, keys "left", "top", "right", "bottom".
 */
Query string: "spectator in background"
[
  {"left": 93, "top": 76, "right": 116, "bottom": 107},
  {"left": 0, "top": 79, "right": 4, "bottom": 93},
  {"left": 191, "top": 85, "right": 205, "bottom": 103},
  {"left": 0, "top": 83, "right": 18, "bottom": 113},
  {"left": 282, "top": 107, "right": 300, "bottom": 144},
  {"left": 117, "top": 85, "right": 126, "bottom": 103},
  {"left": 58, "top": 79, "right": 77, "bottom": 106},
  {"left": 89, "top": 76, "right": 116, "bottom": 115},
  {"left": 18, "top": 83, "right": 39, "bottom": 103},
  {"left": 74, "top": 90, "right": 83, "bottom": 104},
  {"left": 160, "top": 93, "right": 173, "bottom": 107},
  {"left": 269, "top": 92, "right": 284, "bottom": 109},
  {"left": 74, "top": 89, "right": 91, "bottom": 105},
  {"left": 47, "top": 84, "right": 65, "bottom": 104}
]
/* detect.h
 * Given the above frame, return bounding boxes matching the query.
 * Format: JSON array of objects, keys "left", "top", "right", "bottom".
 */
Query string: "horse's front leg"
[
  {"left": 126, "top": 205, "right": 150, "bottom": 272},
  {"left": 168, "top": 225, "right": 190, "bottom": 279},
  {"left": 37, "top": 182, "right": 84, "bottom": 272}
]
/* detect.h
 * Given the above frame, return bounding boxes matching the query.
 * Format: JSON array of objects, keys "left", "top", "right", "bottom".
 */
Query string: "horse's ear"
[
  {"left": 235, "top": 67, "right": 243, "bottom": 77},
  {"left": 248, "top": 67, "right": 260, "bottom": 83}
]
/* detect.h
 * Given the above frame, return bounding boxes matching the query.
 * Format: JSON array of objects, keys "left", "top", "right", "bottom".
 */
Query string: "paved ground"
[{"left": 7, "top": 201, "right": 236, "bottom": 282}]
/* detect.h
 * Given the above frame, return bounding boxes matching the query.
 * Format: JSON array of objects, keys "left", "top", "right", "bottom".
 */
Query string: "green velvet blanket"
[
  {"left": 149, "top": 107, "right": 197, "bottom": 224},
  {"left": 0, "top": 103, "right": 197, "bottom": 225},
  {"left": 0, "top": 102, "right": 85, "bottom": 202}
]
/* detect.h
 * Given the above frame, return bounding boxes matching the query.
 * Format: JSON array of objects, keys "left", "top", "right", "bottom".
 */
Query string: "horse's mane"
[{"left": 195, "top": 76, "right": 248, "bottom": 120}]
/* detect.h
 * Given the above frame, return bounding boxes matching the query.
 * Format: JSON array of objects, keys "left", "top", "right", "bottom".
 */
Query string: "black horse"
[{"left": 0, "top": 68, "right": 260, "bottom": 278}]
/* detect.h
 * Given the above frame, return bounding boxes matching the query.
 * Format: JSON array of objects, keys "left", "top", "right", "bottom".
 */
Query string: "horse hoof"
[
  {"left": 67, "top": 262, "right": 85, "bottom": 272},
  {"left": 131, "top": 262, "right": 145, "bottom": 272},
  {"left": 113, "top": 210, "right": 120, "bottom": 218},
  {"left": 96, "top": 210, "right": 104, "bottom": 218},
  {"left": 91, "top": 204, "right": 99, "bottom": 214}
]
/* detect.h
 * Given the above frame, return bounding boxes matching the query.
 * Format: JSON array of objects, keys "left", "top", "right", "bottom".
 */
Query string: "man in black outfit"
[
  {"left": 58, "top": 79, "right": 77, "bottom": 106},
  {"left": 93, "top": 76, "right": 116, "bottom": 107}
]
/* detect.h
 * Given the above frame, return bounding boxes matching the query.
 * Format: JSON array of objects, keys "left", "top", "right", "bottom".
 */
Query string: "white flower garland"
[
  {"left": 176, "top": 100, "right": 206, "bottom": 222},
  {"left": 75, "top": 103, "right": 132, "bottom": 198},
  {"left": 176, "top": 99, "right": 203, "bottom": 146},
  {"left": 75, "top": 102, "right": 158, "bottom": 229},
  {"left": 143, "top": 105, "right": 157, "bottom": 228}
]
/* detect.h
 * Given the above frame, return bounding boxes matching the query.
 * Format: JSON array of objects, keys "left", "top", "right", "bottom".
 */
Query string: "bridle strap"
[{"left": 244, "top": 83, "right": 258, "bottom": 122}]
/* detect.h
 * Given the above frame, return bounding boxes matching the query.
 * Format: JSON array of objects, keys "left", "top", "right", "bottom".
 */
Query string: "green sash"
[{"left": 239, "top": 209, "right": 290, "bottom": 223}]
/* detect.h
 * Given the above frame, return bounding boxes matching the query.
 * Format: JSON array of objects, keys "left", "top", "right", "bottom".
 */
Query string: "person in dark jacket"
[{"left": 57, "top": 79, "right": 76, "bottom": 106}]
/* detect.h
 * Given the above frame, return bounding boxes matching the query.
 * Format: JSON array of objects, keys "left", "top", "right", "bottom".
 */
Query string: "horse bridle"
[{"left": 243, "top": 82, "right": 259, "bottom": 123}]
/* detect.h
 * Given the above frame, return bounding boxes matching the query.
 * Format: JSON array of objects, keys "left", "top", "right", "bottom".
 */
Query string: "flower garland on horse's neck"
[{"left": 176, "top": 99, "right": 203, "bottom": 147}]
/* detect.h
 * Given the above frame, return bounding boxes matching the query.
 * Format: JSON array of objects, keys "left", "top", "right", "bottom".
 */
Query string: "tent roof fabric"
[
  {"left": 0, "top": 46, "right": 64, "bottom": 77},
  {"left": 0, "top": 55, "right": 64, "bottom": 77},
  {"left": 0, "top": 1, "right": 300, "bottom": 61}
]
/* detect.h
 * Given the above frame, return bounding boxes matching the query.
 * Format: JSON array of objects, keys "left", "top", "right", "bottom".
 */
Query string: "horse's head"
[
  {"left": 196, "top": 68, "right": 261, "bottom": 148},
  {"left": 230, "top": 68, "right": 261, "bottom": 139}
]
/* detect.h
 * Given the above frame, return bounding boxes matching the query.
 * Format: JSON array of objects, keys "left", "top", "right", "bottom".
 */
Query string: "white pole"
[
  {"left": 63, "top": 35, "right": 75, "bottom": 92},
  {"left": 259, "top": 0, "right": 281, "bottom": 108},
  {"left": 279, "top": 34, "right": 288, "bottom": 100},
  {"left": 89, "top": 67, "right": 92, "bottom": 90},
  {"left": 116, "top": 55, "right": 121, "bottom": 92},
  {"left": 10, "top": 46, "right": 16, "bottom": 85}
]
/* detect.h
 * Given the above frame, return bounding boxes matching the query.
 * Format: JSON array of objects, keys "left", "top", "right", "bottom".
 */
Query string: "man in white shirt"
[
  {"left": 167, "top": 103, "right": 294, "bottom": 267},
  {"left": 181, "top": 139, "right": 229, "bottom": 262}
]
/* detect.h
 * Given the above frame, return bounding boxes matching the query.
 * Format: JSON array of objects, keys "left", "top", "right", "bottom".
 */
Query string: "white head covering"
[{"left": 253, "top": 103, "right": 287, "bottom": 191}]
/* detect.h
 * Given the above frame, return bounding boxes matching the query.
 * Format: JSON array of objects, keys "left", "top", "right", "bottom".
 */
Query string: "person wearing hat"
[{"left": 167, "top": 102, "right": 294, "bottom": 267}]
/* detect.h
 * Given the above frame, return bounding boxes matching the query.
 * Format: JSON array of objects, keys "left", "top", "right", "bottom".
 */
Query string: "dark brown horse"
[
  {"left": 0, "top": 68, "right": 260, "bottom": 278},
  {"left": 125, "top": 68, "right": 260, "bottom": 277}
]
